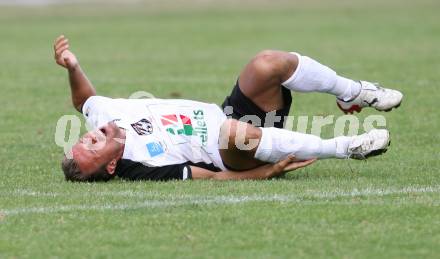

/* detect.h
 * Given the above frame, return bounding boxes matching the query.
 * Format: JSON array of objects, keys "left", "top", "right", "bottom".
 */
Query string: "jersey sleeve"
[
  {"left": 82, "top": 96, "right": 101, "bottom": 117},
  {"left": 115, "top": 159, "right": 192, "bottom": 181},
  {"left": 81, "top": 96, "right": 123, "bottom": 129}
]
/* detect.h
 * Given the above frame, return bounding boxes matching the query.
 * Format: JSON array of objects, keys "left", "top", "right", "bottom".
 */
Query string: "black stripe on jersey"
[
  {"left": 115, "top": 159, "right": 192, "bottom": 181},
  {"left": 115, "top": 159, "right": 222, "bottom": 181}
]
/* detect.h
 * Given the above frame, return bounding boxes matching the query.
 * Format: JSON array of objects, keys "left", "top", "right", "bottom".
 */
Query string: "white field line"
[
  {"left": 2, "top": 185, "right": 440, "bottom": 199},
  {"left": 1, "top": 186, "right": 440, "bottom": 216}
]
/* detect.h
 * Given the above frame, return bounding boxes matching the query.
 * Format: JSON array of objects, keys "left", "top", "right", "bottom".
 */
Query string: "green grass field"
[{"left": 1, "top": 0, "right": 440, "bottom": 258}]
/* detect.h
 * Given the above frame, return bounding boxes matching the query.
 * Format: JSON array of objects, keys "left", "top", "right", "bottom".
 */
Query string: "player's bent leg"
[
  {"left": 218, "top": 119, "right": 391, "bottom": 171},
  {"left": 228, "top": 50, "right": 403, "bottom": 121},
  {"left": 238, "top": 50, "right": 298, "bottom": 113},
  {"left": 280, "top": 52, "right": 403, "bottom": 113},
  {"left": 221, "top": 50, "right": 295, "bottom": 129},
  {"left": 237, "top": 50, "right": 364, "bottom": 110},
  {"left": 255, "top": 127, "right": 391, "bottom": 162}
]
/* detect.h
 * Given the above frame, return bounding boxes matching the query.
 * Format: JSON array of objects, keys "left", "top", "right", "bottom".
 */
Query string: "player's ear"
[{"left": 105, "top": 159, "right": 118, "bottom": 175}]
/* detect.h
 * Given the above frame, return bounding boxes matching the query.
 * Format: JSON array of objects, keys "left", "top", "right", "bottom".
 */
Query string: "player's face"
[{"left": 71, "top": 122, "right": 125, "bottom": 175}]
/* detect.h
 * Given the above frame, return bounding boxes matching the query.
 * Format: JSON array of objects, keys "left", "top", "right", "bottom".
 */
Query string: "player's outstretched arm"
[
  {"left": 54, "top": 35, "right": 96, "bottom": 112},
  {"left": 191, "top": 156, "right": 316, "bottom": 180}
]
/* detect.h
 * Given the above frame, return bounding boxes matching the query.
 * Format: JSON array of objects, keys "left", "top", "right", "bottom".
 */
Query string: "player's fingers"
[
  {"left": 55, "top": 35, "right": 65, "bottom": 42},
  {"left": 282, "top": 158, "right": 316, "bottom": 172},
  {"left": 54, "top": 42, "right": 67, "bottom": 57},
  {"left": 55, "top": 47, "right": 67, "bottom": 60},
  {"left": 290, "top": 158, "right": 317, "bottom": 169},
  {"left": 272, "top": 155, "right": 296, "bottom": 173},
  {"left": 53, "top": 35, "right": 64, "bottom": 48},
  {"left": 277, "top": 155, "right": 296, "bottom": 167},
  {"left": 55, "top": 49, "right": 68, "bottom": 62},
  {"left": 55, "top": 37, "right": 68, "bottom": 50},
  {"left": 55, "top": 39, "right": 68, "bottom": 52},
  {"left": 54, "top": 35, "right": 66, "bottom": 50},
  {"left": 55, "top": 46, "right": 69, "bottom": 59}
]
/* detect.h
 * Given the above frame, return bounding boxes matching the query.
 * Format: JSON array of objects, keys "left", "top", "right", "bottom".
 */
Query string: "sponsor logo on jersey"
[
  {"left": 161, "top": 114, "right": 193, "bottom": 136},
  {"left": 192, "top": 109, "right": 208, "bottom": 146},
  {"left": 160, "top": 109, "right": 208, "bottom": 146},
  {"left": 131, "top": 118, "right": 153, "bottom": 136},
  {"left": 146, "top": 141, "right": 164, "bottom": 157}
]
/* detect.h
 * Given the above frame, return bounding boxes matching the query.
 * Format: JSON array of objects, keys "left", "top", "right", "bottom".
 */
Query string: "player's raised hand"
[{"left": 53, "top": 35, "right": 79, "bottom": 70}]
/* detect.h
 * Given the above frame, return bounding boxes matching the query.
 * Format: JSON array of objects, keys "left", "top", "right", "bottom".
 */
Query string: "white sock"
[
  {"left": 282, "top": 52, "right": 361, "bottom": 101},
  {"left": 254, "top": 127, "right": 352, "bottom": 163}
]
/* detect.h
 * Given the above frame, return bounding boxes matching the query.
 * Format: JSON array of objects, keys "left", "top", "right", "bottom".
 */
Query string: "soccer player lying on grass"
[{"left": 54, "top": 35, "right": 403, "bottom": 182}]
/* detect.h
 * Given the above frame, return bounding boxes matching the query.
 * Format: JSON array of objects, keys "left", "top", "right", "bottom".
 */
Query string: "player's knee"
[
  {"left": 255, "top": 49, "right": 279, "bottom": 59},
  {"left": 253, "top": 50, "right": 279, "bottom": 69},
  {"left": 251, "top": 50, "right": 294, "bottom": 79}
]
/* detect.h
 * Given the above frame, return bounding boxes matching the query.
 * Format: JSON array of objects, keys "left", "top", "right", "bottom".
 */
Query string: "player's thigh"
[
  {"left": 221, "top": 81, "right": 292, "bottom": 129},
  {"left": 219, "top": 119, "right": 266, "bottom": 171}
]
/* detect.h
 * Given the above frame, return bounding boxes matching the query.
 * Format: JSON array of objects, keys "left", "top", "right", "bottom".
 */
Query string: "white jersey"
[{"left": 82, "top": 96, "right": 227, "bottom": 170}]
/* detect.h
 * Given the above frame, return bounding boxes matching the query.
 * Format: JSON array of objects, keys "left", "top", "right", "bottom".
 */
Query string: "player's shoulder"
[
  {"left": 86, "top": 95, "right": 113, "bottom": 103},
  {"left": 83, "top": 95, "right": 113, "bottom": 106},
  {"left": 81, "top": 95, "right": 114, "bottom": 115}
]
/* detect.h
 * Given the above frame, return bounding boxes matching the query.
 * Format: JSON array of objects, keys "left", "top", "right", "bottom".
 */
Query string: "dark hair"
[{"left": 61, "top": 156, "right": 115, "bottom": 182}]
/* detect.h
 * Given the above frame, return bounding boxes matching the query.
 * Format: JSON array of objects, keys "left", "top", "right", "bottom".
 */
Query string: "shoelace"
[
  {"left": 375, "top": 84, "right": 387, "bottom": 93},
  {"left": 345, "top": 156, "right": 355, "bottom": 174},
  {"left": 345, "top": 155, "right": 368, "bottom": 174},
  {"left": 343, "top": 136, "right": 371, "bottom": 173},
  {"left": 348, "top": 138, "right": 373, "bottom": 157}
]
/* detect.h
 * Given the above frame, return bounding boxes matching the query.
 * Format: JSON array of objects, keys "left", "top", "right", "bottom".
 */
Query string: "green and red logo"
[
  {"left": 160, "top": 110, "right": 208, "bottom": 146},
  {"left": 160, "top": 114, "right": 193, "bottom": 136}
]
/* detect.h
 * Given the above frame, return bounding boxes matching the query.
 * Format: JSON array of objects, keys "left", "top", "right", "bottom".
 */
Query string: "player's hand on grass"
[
  {"left": 54, "top": 35, "right": 79, "bottom": 70},
  {"left": 272, "top": 155, "right": 316, "bottom": 176}
]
